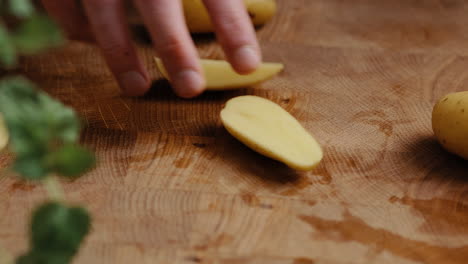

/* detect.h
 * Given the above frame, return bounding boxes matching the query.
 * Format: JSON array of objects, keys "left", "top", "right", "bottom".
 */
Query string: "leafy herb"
[
  {"left": 8, "top": 0, "right": 35, "bottom": 18},
  {"left": 0, "top": 23, "right": 16, "bottom": 67},
  {"left": 0, "top": 76, "right": 94, "bottom": 180},
  {"left": 0, "top": 1, "right": 95, "bottom": 263},
  {"left": 13, "top": 14, "right": 64, "bottom": 55},
  {"left": 17, "top": 202, "right": 91, "bottom": 264},
  {"left": 48, "top": 145, "right": 96, "bottom": 178}
]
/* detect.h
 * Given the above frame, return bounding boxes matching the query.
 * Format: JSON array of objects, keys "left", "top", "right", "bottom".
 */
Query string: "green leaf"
[
  {"left": 0, "top": 76, "right": 91, "bottom": 179},
  {"left": 0, "top": 77, "right": 50, "bottom": 155},
  {"left": 0, "top": 76, "right": 81, "bottom": 149},
  {"left": 13, "top": 155, "right": 48, "bottom": 180},
  {"left": 0, "top": 23, "right": 17, "bottom": 68},
  {"left": 49, "top": 145, "right": 95, "bottom": 177},
  {"left": 0, "top": 77, "right": 49, "bottom": 156},
  {"left": 38, "top": 94, "right": 80, "bottom": 143},
  {"left": 13, "top": 14, "right": 64, "bottom": 54},
  {"left": 16, "top": 201, "right": 90, "bottom": 264},
  {"left": 8, "top": 0, "right": 35, "bottom": 18},
  {"left": 30, "top": 202, "right": 91, "bottom": 257}
]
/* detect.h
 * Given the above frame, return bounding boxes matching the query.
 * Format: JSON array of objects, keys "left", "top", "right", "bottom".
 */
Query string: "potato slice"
[
  {"left": 155, "top": 58, "right": 284, "bottom": 90},
  {"left": 220, "top": 96, "right": 323, "bottom": 171},
  {"left": 0, "top": 114, "right": 8, "bottom": 152}
]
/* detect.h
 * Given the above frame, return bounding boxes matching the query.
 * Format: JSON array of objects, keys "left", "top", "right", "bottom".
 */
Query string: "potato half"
[
  {"left": 220, "top": 96, "right": 323, "bottom": 171},
  {"left": 155, "top": 58, "right": 284, "bottom": 90},
  {"left": 432, "top": 91, "right": 468, "bottom": 160}
]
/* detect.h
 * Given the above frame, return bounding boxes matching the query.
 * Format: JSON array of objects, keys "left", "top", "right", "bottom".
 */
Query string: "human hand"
[{"left": 41, "top": 0, "right": 261, "bottom": 98}]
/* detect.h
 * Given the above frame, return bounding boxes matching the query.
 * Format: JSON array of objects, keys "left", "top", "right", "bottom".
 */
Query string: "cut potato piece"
[
  {"left": 0, "top": 114, "right": 8, "bottom": 152},
  {"left": 220, "top": 96, "right": 323, "bottom": 171},
  {"left": 155, "top": 58, "right": 284, "bottom": 90}
]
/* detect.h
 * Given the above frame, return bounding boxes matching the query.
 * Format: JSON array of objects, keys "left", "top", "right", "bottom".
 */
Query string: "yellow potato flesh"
[
  {"left": 0, "top": 114, "right": 8, "bottom": 152},
  {"left": 220, "top": 96, "right": 323, "bottom": 171},
  {"left": 432, "top": 91, "right": 468, "bottom": 160},
  {"left": 155, "top": 58, "right": 284, "bottom": 90}
]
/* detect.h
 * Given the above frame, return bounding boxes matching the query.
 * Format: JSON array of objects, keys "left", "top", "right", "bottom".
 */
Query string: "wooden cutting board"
[{"left": 1, "top": 0, "right": 468, "bottom": 263}]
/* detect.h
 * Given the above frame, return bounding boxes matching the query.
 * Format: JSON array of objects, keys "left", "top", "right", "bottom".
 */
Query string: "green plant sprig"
[{"left": 0, "top": 1, "right": 95, "bottom": 263}]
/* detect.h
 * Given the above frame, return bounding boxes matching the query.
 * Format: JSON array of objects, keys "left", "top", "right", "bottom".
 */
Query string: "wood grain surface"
[{"left": 2, "top": 0, "right": 468, "bottom": 263}]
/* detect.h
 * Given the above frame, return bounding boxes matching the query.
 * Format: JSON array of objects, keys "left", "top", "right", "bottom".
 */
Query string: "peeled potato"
[
  {"left": 432, "top": 91, "right": 468, "bottom": 160},
  {"left": 220, "top": 96, "right": 323, "bottom": 171},
  {"left": 128, "top": 0, "right": 277, "bottom": 33},
  {"left": 0, "top": 114, "right": 8, "bottom": 152},
  {"left": 155, "top": 58, "right": 284, "bottom": 90}
]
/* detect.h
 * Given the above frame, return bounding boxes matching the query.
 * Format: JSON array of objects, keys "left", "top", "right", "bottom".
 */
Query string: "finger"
[
  {"left": 134, "top": 0, "right": 205, "bottom": 98},
  {"left": 41, "top": 0, "right": 94, "bottom": 42},
  {"left": 202, "top": 0, "right": 261, "bottom": 74},
  {"left": 82, "top": 0, "right": 149, "bottom": 96}
]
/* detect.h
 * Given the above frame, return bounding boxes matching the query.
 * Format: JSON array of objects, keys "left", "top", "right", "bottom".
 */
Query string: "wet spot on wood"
[
  {"left": 186, "top": 256, "right": 202, "bottom": 263},
  {"left": 293, "top": 258, "right": 315, "bottom": 264},
  {"left": 388, "top": 196, "right": 399, "bottom": 203},
  {"left": 280, "top": 188, "right": 299, "bottom": 196},
  {"left": 279, "top": 176, "right": 313, "bottom": 196},
  {"left": 10, "top": 182, "right": 36, "bottom": 192},
  {"left": 298, "top": 211, "right": 468, "bottom": 263},
  {"left": 259, "top": 203, "right": 274, "bottom": 209},
  {"left": 193, "top": 244, "right": 208, "bottom": 251},
  {"left": 194, "top": 233, "right": 234, "bottom": 251},
  {"left": 241, "top": 192, "right": 260, "bottom": 207},
  {"left": 362, "top": 120, "right": 393, "bottom": 136},
  {"left": 391, "top": 196, "right": 468, "bottom": 235},
  {"left": 314, "top": 164, "right": 332, "bottom": 185},
  {"left": 346, "top": 158, "right": 358, "bottom": 168},
  {"left": 174, "top": 156, "right": 193, "bottom": 169},
  {"left": 192, "top": 143, "right": 207, "bottom": 148}
]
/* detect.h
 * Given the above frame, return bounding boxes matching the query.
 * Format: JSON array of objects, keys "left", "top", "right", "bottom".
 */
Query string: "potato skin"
[
  {"left": 184, "top": 0, "right": 277, "bottom": 33},
  {"left": 243, "top": 0, "right": 277, "bottom": 27},
  {"left": 128, "top": 0, "right": 277, "bottom": 33},
  {"left": 432, "top": 91, "right": 468, "bottom": 160}
]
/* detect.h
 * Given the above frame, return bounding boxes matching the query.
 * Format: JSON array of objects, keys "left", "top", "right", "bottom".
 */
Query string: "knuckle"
[
  {"left": 217, "top": 13, "right": 245, "bottom": 35},
  {"left": 100, "top": 42, "right": 128, "bottom": 57},
  {"left": 157, "top": 34, "right": 185, "bottom": 55}
]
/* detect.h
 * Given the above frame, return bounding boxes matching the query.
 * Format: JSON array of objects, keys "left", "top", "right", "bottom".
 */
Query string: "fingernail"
[
  {"left": 233, "top": 45, "right": 261, "bottom": 73},
  {"left": 119, "top": 71, "right": 148, "bottom": 96},
  {"left": 173, "top": 70, "right": 205, "bottom": 98}
]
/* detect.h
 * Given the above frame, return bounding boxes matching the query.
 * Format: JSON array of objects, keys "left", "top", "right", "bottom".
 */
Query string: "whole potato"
[
  {"left": 183, "top": 0, "right": 277, "bottom": 33},
  {"left": 127, "top": 0, "right": 277, "bottom": 33},
  {"left": 432, "top": 91, "right": 468, "bottom": 160}
]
